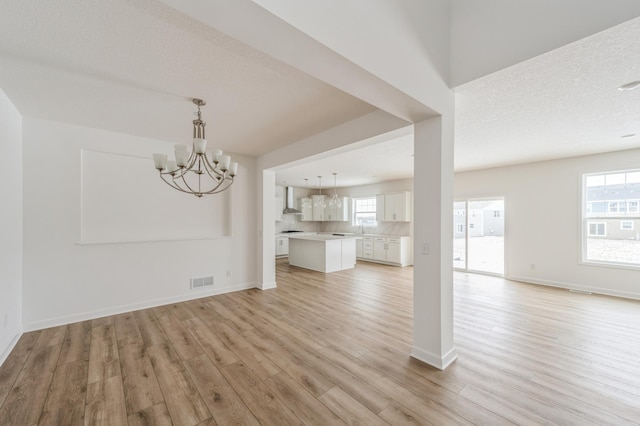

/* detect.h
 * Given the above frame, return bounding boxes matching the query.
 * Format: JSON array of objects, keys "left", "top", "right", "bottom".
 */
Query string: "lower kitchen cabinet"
[
  {"left": 358, "top": 235, "right": 410, "bottom": 266},
  {"left": 275, "top": 237, "right": 289, "bottom": 257}
]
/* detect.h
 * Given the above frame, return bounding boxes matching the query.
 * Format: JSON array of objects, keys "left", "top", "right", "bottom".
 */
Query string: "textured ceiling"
[
  {"left": 455, "top": 16, "right": 640, "bottom": 171},
  {"left": 0, "top": 0, "right": 374, "bottom": 155}
]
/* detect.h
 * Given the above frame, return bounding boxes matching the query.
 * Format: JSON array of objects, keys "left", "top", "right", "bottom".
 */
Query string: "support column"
[
  {"left": 257, "top": 169, "right": 277, "bottom": 290},
  {"left": 412, "top": 114, "right": 457, "bottom": 370}
]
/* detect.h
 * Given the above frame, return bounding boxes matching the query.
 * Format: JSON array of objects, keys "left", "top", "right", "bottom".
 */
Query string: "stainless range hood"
[{"left": 282, "top": 186, "right": 302, "bottom": 214}]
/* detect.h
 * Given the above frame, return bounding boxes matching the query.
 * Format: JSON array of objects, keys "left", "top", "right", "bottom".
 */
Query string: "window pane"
[
  {"left": 583, "top": 169, "right": 640, "bottom": 267},
  {"left": 352, "top": 197, "right": 377, "bottom": 226}
]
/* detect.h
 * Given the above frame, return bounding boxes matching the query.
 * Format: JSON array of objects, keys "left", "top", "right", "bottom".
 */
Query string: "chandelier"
[
  {"left": 328, "top": 172, "right": 342, "bottom": 207},
  {"left": 152, "top": 99, "right": 237, "bottom": 197}
]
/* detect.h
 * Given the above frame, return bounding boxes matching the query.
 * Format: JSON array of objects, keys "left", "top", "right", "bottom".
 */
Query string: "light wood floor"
[{"left": 1, "top": 259, "right": 639, "bottom": 425}]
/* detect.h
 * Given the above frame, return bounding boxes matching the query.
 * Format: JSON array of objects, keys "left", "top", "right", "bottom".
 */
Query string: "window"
[
  {"left": 583, "top": 169, "right": 640, "bottom": 267},
  {"left": 493, "top": 210, "right": 501, "bottom": 217},
  {"left": 588, "top": 222, "right": 606, "bottom": 236},
  {"left": 456, "top": 224, "right": 464, "bottom": 233},
  {"left": 352, "top": 197, "right": 377, "bottom": 227}
]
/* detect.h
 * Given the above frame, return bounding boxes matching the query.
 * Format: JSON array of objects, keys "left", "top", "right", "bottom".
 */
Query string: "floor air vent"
[{"left": 191, "top": 276, "right": 214, "bottom": 289}]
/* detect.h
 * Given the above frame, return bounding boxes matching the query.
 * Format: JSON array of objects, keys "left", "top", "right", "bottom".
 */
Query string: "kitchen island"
[{"left": 288, "top": 234, "right": 359, "bottom": 273}]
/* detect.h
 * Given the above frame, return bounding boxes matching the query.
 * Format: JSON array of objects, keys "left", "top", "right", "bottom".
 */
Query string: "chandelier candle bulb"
[
  {"left": 194, "top": 138, "right": 207, "bottom": 154},
  {"left": 174, "top": 144, "right": 189, "bottom": 167},
  {"left": 214, "top": 149, "right": 223, "bottom": 163},
  {"left": 229, "top": 162, "right": 238, "bottom": 176},
  {"left": 153, "top": 153, "right": 168, "bottom": 170},
  {"left": 220, "top": 155, "right": 231, "bottom": 171},
  {"left": 166, "top": 160, "right": 178, "bottom": 174}
]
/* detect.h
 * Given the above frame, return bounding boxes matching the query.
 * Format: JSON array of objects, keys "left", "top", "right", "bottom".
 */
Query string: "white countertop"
[
  {"left": 278, "top": 232, "right": 409, "bottom": 238},
  {"left": 288, "top": 234, "right": 360, "bottom": 241}
]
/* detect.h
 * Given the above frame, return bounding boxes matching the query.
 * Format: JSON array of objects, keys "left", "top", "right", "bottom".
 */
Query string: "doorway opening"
[{"left": 453, "top": 198, "right": 505, "bottom": 275}]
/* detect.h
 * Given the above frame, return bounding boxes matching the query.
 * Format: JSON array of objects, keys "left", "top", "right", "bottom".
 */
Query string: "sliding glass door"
[{"left": 453, "top": 198, "right": 505, "bottom": 275}]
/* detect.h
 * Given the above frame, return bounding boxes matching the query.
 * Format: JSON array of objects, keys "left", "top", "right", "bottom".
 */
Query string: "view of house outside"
[
  {"left": 584, "top": 170, "right": 640, "bottom": 267},
  {"left": 454, "top": 199, "right": 504, "bottom": 274}
]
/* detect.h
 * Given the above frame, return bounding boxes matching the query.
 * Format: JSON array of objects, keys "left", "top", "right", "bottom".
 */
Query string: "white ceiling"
[
  {"left": 0, "top": 0, "right": 374, "bottom": 156},
  {"left": 0, "top": 1, "right": 639, "bottom": 188},
  {"left": 455, "top": 16, "right": 640, "bottom": 171}
]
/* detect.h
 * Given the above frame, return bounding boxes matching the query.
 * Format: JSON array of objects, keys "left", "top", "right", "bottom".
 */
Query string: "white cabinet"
[
  {"left": 298, "top": 198, "right": 313, "bottom": 221},
  {"left": 312, "top": 195, "right": 326, "bottom": 221},
  {"left": 386, "top": 238, "right": 402, "bottom": 264},
  {"left": 275, "top": 237, "right": 289, "bottom": 257},
  {"left": 356, "top": 239, "right": 363, "bottom": 258},
  {"left": 376, "top": 192, "right": 411, "bottom": 222},
  {"left": 362, "top": 236, "right": 374, "bottom": 259},
  {"left": 359, "top": 235, "right": 411, "bottom": 266},
  {"left": 373, "top": 237, "right": 387, "bottom": 261},
  {"left": 324, "top": 197, "right": 349, "bottom": 221},
  {"left": 275, "top": 186, "right": 284, "bottom": 222},
  {"left": 309, "top": 195, "right": 350, "bottom": 221}
]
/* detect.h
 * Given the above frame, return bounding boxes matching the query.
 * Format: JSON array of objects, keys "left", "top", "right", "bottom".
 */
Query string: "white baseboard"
[
  {"left": 259, "top": 281, "right": 277, "bottom": 290},
  {"left": 507, "top": 275, "right": 640, "bottom": 301},
  {"left": 411, "top": 345, "right": 458, "bottom": 370},
  {"left": 0, "top": 331, "right": 23, "bottom": 367},
  {"left": 22, "top": 282, "right": 256, "bottom": 332}
]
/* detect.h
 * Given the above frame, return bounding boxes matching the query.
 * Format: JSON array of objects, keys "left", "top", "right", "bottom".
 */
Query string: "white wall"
[
  {"left": 455, "top": 148, "right": 640, "bottom": 299},
  {"left": 22, "top": 118, "right": 257, "bottom": 330},
  {"left": 0, "top": 90, "right": 23, "bottom": 364}
]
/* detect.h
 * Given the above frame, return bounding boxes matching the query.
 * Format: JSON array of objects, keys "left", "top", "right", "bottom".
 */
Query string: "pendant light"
[
  {"left": 314, "top": 176, "right": 326, "bottom": 208},
  {"left": 301, "top": 178, "right": 312, "bottom": 208},
  {"left": 328, "top": 172, "right": 342, "bottom": 207}
]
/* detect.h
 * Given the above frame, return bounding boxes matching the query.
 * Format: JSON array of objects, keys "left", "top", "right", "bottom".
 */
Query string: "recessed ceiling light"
[
  {"left": 621, "top": 133, "right": 637, "bottom": 138},
  {"left": 618, "top": 81, "right": 640, "bottom": 91}
]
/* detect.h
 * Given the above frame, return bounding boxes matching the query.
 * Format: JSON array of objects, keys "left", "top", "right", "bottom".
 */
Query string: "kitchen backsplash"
[
  {"left": 276, "top": 213, "right": 320, "bottom": 234},
  {"left": 319, "top": 220, "right": 410, "bottom": 236}
]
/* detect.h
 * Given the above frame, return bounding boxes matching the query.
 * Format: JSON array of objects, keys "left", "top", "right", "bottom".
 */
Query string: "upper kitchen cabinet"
[
  {"left": 324, "top": 197, "right": 349, "bottom": 221},
  {"left": 311, "top": 195, "right": 326, "bottom": 221},
  {"left": 305, "top": 195, "right": 350, "bottom": 221},
  {"left": 298, "top": 197, "right": 313, "bottom": 221},
  {"left": 376, "top": 192, "right": 411, "bottom": 222}
]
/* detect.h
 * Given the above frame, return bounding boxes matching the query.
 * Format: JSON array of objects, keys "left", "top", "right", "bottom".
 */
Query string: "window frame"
[
  {"left": 621, "top": 220, "right": 634, "bottom": 231},
  {"left": 351, "top": 196, "right": 377, "bottom": 227},
  {"left": 582, "top": 169, "right": 640, "bottom": 269}
]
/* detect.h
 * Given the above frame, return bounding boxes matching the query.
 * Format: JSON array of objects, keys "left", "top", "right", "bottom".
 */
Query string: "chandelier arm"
[
  {"left": 159, "top": 173, "right": 194, "bottom": 194},
  {"left": 203, "top": 165, "right": 226, "bottom": 185},
  {"left": 202, "top": 154, "right": 226, "bottom": 178},
  {"left": 201, "top": 171, "right": 228, "bottom": 193},
  {"left": 177, "top": 173, "right": 201, "bottom": 195},
  {"left": 201, "top": 177, "right": 233, "bottom": 195}
]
